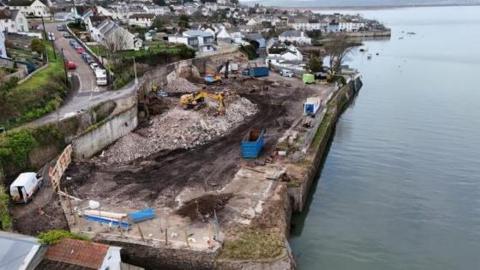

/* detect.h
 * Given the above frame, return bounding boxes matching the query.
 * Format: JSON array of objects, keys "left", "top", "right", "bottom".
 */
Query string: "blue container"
[
  {"left": 128, "top": 208, "right": 155, "bottom": 223},
  {"left": 249, "top": 67, "right": 269, "bottom": 77},
  {"left": 241, "top": 129, "right": 265, "bottom": 159}
]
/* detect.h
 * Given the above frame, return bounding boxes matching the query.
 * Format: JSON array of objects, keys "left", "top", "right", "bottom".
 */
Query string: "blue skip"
[{"left": 241, "top": 128, "right": 265, "bottom": 159}]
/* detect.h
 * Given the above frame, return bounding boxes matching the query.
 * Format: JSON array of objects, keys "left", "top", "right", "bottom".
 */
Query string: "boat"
[{"left": 367, "top": 54, "right": 372, "bottom": 60}]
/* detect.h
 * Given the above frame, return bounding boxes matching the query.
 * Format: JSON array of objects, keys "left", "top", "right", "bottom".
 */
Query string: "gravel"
[{"left": 97, "top": 96, "right": 258, "bottom": 164}]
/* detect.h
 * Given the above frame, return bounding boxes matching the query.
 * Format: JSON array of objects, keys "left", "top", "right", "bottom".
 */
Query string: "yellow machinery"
[{"left": 180, "top": 91, "right": 225, "bottom": 114}]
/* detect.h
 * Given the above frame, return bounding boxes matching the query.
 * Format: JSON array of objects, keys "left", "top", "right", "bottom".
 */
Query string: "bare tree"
[
  {"left": 324, "top": 34, "right": 353, "bottom": 75},
  {"left": 103, "top": 28, "right": 130, "bottom": 67},
  {"left": 104, "top": 28, "right": 129, "bottom": 53}
]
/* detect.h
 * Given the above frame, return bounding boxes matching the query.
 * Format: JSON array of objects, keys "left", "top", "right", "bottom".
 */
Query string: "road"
[
  {"left": 45, "top": 22, "right": 100, "bottom": 93},
  {"left": 20, "top": 23, "right": 138, "bottom": 129}
]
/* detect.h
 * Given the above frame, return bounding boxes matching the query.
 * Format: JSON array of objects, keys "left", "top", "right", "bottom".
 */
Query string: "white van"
[
  {"left": 95, "top": 69, "right": 108, "bottom": 86},
  {"left": 280, "top": 69, "right": 294, "bottom": 77},
  {"left": 10, "top": 172, "right": 43, "bottom": 204}
]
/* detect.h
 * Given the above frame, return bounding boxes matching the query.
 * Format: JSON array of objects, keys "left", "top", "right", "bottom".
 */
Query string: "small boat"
[
  {"left": 367, "top": 54, "right": 372, "bottom": 60},
  {"left": 376, "top": 52, "right": 380, "bottom": 56},
  {"left": 407, "top": 32, "right": 416, "bottom": 35},
  {"left": 399, "top": 37, "right": 404, "bottom": 40}
]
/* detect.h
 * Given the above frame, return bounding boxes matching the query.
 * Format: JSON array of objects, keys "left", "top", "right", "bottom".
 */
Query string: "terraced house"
[
  {"left": 0, "top": 7, "right": 29, "bottom": 33},
  {"left": 5, "top": 0, "right": 50, "bottom": 17}
]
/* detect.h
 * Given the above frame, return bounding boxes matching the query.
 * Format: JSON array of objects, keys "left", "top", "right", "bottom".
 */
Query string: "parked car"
[
  {"left": 280, "top": 69, "right": 294, "bottom": 77},
  {"left": 85, "top": 56, "right": 95, "bottom": 64},
  {"left": 89, "top": 62, "right": 99, "bottom": 70},
  {"left": 57, "top": 24, "right": 65, "bottom": 31},
  {"left": 48, "top": 32, "right": 55, "bottom": 41},
  {"left": 69, "top": 39, "right": 78, "bottom": 47},
  {"left": 76, "top": 47, "right": 85, "bottom": 54},
  {"left": 66, "top": 60, "right": 77, "bottom": 70},
  {"left": 63, "top": 32, "right": 72, "bottom": 38}
]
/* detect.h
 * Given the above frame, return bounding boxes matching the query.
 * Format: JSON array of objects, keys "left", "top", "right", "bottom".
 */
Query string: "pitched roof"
[
  {"left": 43, "top": 238, "right": 109, "bottom": 269},
  {"left": 129, "top": 13, "right": 155, "bottom": 19},
  {"left": 6, "top": 0, "right": 34, "bottom": 6},
  {"left": 279, "top": 30, "right": 302, "bottom": 37},
  {"left": 0, "top": 231, "right": 41, "bottom": 270},
  {"left": 0, "top": 8, "right": 20, "bottom": 20},
  {"left": 183, "top": 30, "right": 213, "bottom": 37}
]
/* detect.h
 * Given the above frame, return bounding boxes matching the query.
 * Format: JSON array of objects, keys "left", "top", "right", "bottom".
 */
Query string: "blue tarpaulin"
[
  {"left": 84, "top": 214, "right": 130, "bottom": 229},
  {"left": 128, "top": 208, "right": 155, "bottom": 223}
]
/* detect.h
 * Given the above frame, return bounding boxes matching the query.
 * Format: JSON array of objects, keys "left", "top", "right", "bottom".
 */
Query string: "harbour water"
[{"left": 290, "top": 6, "right": 480, "bottom": 270}]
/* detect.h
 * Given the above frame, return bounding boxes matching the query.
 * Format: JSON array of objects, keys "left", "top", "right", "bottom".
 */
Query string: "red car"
[
  {"left": 76, "top": 47, "right": 85, "bottom": 54},
  {"left": 66, "top": 60, "right": 77, "bottom": 70}
]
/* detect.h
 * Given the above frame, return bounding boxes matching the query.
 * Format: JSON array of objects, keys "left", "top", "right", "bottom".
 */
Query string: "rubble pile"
[
  {"left": 99, "top": 96, "right": 258, "bottom": 164},
  {"left": 165, "top": 77, "right": 200, "bottom": 93}
]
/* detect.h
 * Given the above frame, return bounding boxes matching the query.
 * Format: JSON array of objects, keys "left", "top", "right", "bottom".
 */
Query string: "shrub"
[
  {"left": 0, "top": 130, "right": 38, "bottom": 170},
  {"left": 38, "top": 229, "right": 88, "bottom": 245},
  {"left": 0, "top": 186, "right": 12, "bottom": 231},
  {"left": 239, "top": 45, "right": 258, "bottom": 60}
]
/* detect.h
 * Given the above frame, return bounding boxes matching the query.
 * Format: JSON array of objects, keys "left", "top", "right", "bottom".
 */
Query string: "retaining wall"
[
  {"left": 288, "top": 77, "right": 362, "bottom": 212},
  {"left": 72, "top": 104, "right": 138, "bottom": 159}
]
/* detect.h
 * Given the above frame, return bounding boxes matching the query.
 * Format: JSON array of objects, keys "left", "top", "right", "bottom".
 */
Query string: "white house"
[
  {"left": 0, "top": 8, "right": 29, "bottom": 33},
  {"left": 7, "top": 0, "right": 50, "bottom": 17},
  {"left": 230, "top": 31, "right": 244, "bottom": 44},
  {"left": 143, "top": 4, "right": 169, "bottom": 16},
  {"left": 279, "top": 30, "right": 311, "bottom": 45},
  {"left": 246, "top": 18, "right": 258, "bottom": 26},
  {"left": 289, "top": 18, "right": 328, "bottom": 31},
  {"left": 92, "top": 19, "right": 142, "bottom": 51},
  {"left": 168, "top": 30, "right": 215, "bottom": 52},
  {"left": 216, "top": 26, "right": 231, "bottom": 42},
  {"left": 128, "top": 13, "right": 154, "bottom": 28},
  {"left": 266, "top": 44, "right": 303, "bottom": 64},
  {"left": 0, "top": 31, "right": 6, "bottom": 58}
]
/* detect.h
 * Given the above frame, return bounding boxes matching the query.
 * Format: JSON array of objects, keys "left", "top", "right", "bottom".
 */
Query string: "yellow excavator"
[{"left": 180, "top": 91, "right": 225, "bottom": 114}]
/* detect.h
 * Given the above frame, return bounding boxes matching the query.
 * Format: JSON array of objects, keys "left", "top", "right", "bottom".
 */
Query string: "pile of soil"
[{"left": 176, "top": 193, "right": 233, "bottom": 222}]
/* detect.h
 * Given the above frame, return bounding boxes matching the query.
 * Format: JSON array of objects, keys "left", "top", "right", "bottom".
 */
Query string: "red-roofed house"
[{"left": 36, "top": 238, "right": 126, "bottom": 270}]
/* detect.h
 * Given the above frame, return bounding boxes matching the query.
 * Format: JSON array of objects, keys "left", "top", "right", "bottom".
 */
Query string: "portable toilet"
[
  {"left": 303, "top": 73, "right": 315, "bottom": 84},
  {"left": 303, "top": 97, "right": 321, "bottom": 116},
  {"left": 10, "top": 172, "right": 42, "bottom": 204}
]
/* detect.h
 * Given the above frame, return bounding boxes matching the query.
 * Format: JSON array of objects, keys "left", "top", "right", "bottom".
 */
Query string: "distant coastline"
[{"left": 241, "top": 1, "right": 480, "bottom": 10}]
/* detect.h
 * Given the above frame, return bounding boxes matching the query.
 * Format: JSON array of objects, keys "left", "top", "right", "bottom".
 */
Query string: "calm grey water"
[{"left": 290, "top": 6, "right": 480, "bottom": 270}]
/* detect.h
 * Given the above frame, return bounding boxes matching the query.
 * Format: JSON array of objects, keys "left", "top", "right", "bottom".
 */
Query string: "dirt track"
[
  {"left": 65, "top": 91, "right": 286, "bottom": 203},
  {"left": 62, "top": 78, "right": 315, "bottom": 208}
]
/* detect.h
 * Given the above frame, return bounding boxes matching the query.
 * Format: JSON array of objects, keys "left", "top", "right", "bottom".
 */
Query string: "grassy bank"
[
  {"left": 219, "top": 229, "right": 284, "bottom": 260},
  {"left": 0, "top": 43, "right": 68, "bottom": 128},
  {"left": 0, "top": 125, "right": 65, "bottom": 179}
]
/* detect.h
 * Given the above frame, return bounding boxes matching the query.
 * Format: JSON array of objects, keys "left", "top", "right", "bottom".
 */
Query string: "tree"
[
  {"left": 153, "top": 0, "right": 166, "bottom": 6},
  {"left": 307, "top": 56, "right": 323, "bottom": 73},
  {"left": 324, "top": 34, "right": 353, "bottom": 75},
  {"left": 178, "top": 15, "right": 190, "bottom": 29},
  {"left": 30, "top": 38, "right": 45, "bottom": 54},
  {"left": 152, "top": 16, "right": 165, "bottom": 30}
]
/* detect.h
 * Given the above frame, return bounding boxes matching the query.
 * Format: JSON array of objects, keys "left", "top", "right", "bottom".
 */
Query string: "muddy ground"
[
  {"left": 62, "top": 78, "right": 315, "bottom": 209},
  {"left": 11, "top": 168, "right": 68, "bottom": 235}
]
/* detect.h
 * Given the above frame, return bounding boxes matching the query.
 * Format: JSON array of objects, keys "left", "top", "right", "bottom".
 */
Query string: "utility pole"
[
  {"left": 40, "top": 16, "right": 56, "bottom": 59},
  {"left": 61, "top": 48, "right": 69, "bottom": 86},
  {"left": 133, "top": 57, "right": 138, "bottom": 85}
]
